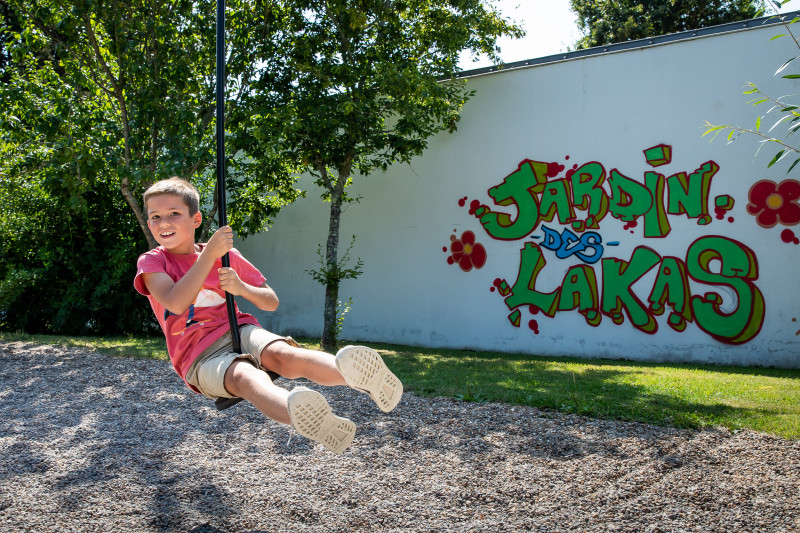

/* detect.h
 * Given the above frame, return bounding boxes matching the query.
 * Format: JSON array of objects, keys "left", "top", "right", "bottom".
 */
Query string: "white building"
[{"left": 238, "top": 13, "right": 800, "bottom": 369}]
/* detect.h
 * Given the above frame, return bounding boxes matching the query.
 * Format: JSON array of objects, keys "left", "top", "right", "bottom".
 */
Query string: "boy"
[{"left": 134, "top": 177, "right": 402, "bottom": 453}]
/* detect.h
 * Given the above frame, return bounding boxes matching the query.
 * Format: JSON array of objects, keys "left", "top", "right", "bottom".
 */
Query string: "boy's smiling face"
[{"left": 146, "top": 193, "right": 202, "bottom": 254}]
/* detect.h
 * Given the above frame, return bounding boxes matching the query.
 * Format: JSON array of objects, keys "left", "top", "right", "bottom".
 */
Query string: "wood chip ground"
[{"left": 1, "top": 341, "right": 798, "bottom": 532}]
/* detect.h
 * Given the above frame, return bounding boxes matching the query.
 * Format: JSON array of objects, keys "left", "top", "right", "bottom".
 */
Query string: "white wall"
[{"left": 237, "top": 22, "right": 800, "bottom": 368}]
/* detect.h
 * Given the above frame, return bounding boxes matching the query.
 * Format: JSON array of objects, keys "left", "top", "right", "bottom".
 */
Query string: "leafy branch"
[
  {"left": 306, "top": 234, "right": 364, "bottom": 290},
  {"left": 703, "top": 0, "right": 800, "bottom": 173}
]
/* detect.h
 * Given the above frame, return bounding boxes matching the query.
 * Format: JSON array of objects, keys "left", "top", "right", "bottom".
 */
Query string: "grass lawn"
[{"left": 2, "top": 332, "right": 798, "bottom": 440}]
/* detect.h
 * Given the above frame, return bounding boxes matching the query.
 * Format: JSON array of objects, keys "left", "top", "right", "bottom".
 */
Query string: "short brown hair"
[{"left": 143, "top": 177, "right": 200, "bottom": 215}]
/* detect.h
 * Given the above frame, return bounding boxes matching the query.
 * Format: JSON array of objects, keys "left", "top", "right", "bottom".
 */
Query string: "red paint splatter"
[
  {"left": 528, "top": 305, "right": 539, "bottom": 315},
  {"left": 528, "top": 320, "right": 539, "bottom": 334},
  {"left": 564, "top": 163, "right": 579, "bottom": 179},
  {"left": 490, "top": 286, "right": 496, "bottom": 292},
  {"left": 781, "top": 229, "right": 797, "bottom": 243},
  {"left": 469, "top": 199, "right": 481, "bottom": 215},
  {"left": 623, "top": 219, "right": 639, "bottom": 232},
  {"left": 458, "top": 196, "right": 467, "bottom": 207},
  {"left": 546, "top": 161, "right": 565, "bottom": 178},
  {"left": 442, "top": 246, "right": 447, "bottom": 252},
  {"left": 727, "top": 216, "right": 734, "bottom": 223},
  {"left": 565, "top": 155, "right": 570, "bottom": 160},
  {"left": 446, "top": 256, "right": 454, "bottom": 265}
]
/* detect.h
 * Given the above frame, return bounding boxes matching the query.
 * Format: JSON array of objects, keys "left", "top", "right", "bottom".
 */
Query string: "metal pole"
[{"left": 216, "top": 0, "right": 241, "bottom": 354}]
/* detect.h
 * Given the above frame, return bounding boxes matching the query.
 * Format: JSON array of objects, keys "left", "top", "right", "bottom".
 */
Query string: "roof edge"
[{"left": 456, "top": 10, "right": 800, "bottom": 79}]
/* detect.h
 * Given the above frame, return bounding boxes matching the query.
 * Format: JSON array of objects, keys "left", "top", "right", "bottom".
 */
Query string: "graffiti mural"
[{"left": 446, "top": 144, "right": 769, "bottom": 345}]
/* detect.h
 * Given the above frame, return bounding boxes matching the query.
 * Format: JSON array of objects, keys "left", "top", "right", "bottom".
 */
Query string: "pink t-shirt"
[{"left": 134, "top": 245, "right": 266, "bottom": 392}]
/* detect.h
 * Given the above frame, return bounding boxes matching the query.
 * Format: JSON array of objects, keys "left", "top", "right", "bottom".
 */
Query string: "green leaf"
[
  {"left": 771, "top": 34, "right": 787, "bottom": 41},
  {"left": 769, "top": 115, "right": 792, "bottom": 133},
  {"left": 782, "top": 74, "right": 800, "bottom": 79},
  {"left": 768, "top": 149, "right": 787, "bottom": 168},
  {"left": 776, "top": 57, "right": 798, "bottom": 75}
]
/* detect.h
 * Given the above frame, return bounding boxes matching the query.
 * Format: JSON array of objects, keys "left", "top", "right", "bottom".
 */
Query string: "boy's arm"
[
  {"left": 218, "top": 267, "right": 279, "bottom": 311},
  {"left": 142, "top": 227, "right": 234, "bottom": 315}
]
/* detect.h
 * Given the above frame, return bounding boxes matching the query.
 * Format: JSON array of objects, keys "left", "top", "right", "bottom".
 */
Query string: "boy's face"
[{"left": 146, "top": 193, "right": 202, "bottom": 254}]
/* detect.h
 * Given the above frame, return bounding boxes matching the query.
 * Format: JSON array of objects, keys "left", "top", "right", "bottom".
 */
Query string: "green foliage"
[
  {"left": 306, "top": 235, "right": 364, "bottom": 289},
  {"left": 307, "top": 235, "right": 362, "bottom": 343},
  {"left": 0, "top": 0, "right": 300, "bottom": 244},
  {"left": 0, "top": 0, "right": 301, "bottom": 335},
  {"left": 0, "top": 171, "right": 158, "bottom": 334},
  {"left": 570, "top": 0, "right": 765, "bottom": 49},
  {"left": 0, "top": 0, "right": 521, "bottom": 340},
  {"left": 703, "top": 1, "right": 800, "bottom": 174}
]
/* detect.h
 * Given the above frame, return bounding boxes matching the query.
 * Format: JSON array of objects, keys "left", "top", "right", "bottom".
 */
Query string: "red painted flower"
[
  {"left": 747, "top": 179, "right": 800, "bottom": 227},
  {"left": 449, "top": 230, "right": 487, "bottom": 272}
]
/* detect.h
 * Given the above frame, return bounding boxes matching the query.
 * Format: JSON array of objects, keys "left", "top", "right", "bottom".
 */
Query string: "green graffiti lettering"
[
  {"left": 601, "top": 246, "right": 661, "bottom": 333},
  {"left": 480, "top": 160, "right": 548, "bottom": 240},
  {"left": 643, "top": 171, "right": 671, "bottom": 238},
  {"left": 666, "top": 161, "right": 719, "bottom": 224},
  {"left": 539, "top": 178, "right": 575, "bottom": 225},
  {"left": 570, "top": 162, "right": 609, "bottom": 229},
  {"left": 558, "top": 265, "right": 601, "bottom": 326},
  {"left": 648, "top": 257, "right": 692, "bottom": 332},
  {"left": 607, "top": 168, "right": 654, "bottom": 223},
  {"left": 687, "top": 236, "right": 765, "bottom": 344},
  {"left": 505, "top": 242, "right": 560, "bottom": 316}
]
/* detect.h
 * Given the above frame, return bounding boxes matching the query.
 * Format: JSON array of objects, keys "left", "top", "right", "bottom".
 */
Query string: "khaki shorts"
[{"left": 185, "top": 325, "right": 299, "bottom": 399}]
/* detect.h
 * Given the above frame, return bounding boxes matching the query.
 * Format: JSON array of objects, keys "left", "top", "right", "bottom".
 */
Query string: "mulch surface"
[{"left": 1, "top": 340, "right": 798, "bottom": 532}]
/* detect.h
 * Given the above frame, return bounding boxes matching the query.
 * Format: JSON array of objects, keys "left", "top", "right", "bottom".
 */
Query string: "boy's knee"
[
  {"left": 259, "top": 341, "right": 297, "bottom": 377},
  {"left": 223, "top": 359, "right": 260, "bottom": 397}
]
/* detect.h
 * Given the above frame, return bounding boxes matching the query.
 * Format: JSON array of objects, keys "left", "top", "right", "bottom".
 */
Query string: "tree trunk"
[
  {"left": 321, "top": 186, "right": 344, "bottom": 351},
  {"left": 121, "top": 177, "right": 157, "bottom": 250}
]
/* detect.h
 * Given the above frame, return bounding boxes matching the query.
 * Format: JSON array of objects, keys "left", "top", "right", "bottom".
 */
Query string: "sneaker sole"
[
  {"left": 336, "top": 346, "right": 403, "bottom": 413},
  {"left": 287, "top": 388, "right": 356, "bottom": 454}
]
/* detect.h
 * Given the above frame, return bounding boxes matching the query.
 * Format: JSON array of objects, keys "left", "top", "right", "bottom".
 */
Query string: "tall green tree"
[
  {"left": 570, "top": 0, "right": 765, "bottom": 49},
  {"left": 229, "top": 0, "right": 523, "bottom": 350},
  {"left": 1, "top": 0, "right": 300, "bottom": 243},
  {"left": 0, "top": 0, "right": 298, "bottom": 334}
]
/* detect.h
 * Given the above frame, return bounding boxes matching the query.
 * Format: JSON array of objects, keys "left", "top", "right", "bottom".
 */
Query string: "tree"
[
  {"left": 0, "top": 0, "right": 298, "bottom": 334},
  {"left": 570, "top": 0, "right": 765, "bottom": 49},
  {"left": 0, "top": 0, "right": 299, "bottom": 246},
  {"left": 229, "top": 0, "right": 523, "bottom": 350},
  {"left": 0, "top": 165, "right": 159, "bottom": 334}
]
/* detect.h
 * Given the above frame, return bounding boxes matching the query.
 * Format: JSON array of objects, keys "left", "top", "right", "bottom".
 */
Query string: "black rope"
[{"left": 214, "top": 0, "right": 243, "bottom": 411}]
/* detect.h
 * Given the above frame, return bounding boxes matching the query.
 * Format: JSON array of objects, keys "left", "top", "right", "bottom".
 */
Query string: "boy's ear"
[{"left": 193, "top": 211, "right": 202, "bottom": 228}]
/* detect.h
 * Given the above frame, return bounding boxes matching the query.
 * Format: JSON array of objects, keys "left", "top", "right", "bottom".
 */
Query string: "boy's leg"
[
  {"left": 223, "top": 359, "right": 290, "bottom": 424},
  {"left": 260, "top": 341, "right": 402, "bottom": 412},
  {"left": 259, "top": 341, "right": 347, "bottom": 386},
  {"left": 223, "top": 358, "right": 356, "bottom": 454}
]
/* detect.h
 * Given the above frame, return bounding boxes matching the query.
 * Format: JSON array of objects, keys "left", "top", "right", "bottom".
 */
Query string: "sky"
[{"left": 459, "top": 0, "right": 798, "bottom": 71}]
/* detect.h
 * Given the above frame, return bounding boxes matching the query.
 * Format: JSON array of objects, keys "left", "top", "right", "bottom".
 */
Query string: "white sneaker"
[
  {"left": 287, "top": 387, "right": 356, "bottom": 454},
  {"left": 335, "top": 345, "right": 403, "bottom": 413}
]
